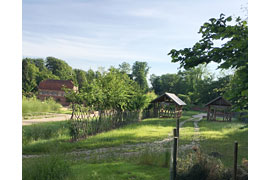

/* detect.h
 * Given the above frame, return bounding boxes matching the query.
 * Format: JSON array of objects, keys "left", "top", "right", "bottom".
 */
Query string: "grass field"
[
  {"left": 67, "top": 161, "right": 169, "bottom": 180},
  {"left": 22, "top": 110, "right": 248, "bottom": 179},
  {"left": 178, "top": 118, "right": 248, "bottom": 167},
  {"left": 22, "top": 111, "right": 199, "bottom": 155}
]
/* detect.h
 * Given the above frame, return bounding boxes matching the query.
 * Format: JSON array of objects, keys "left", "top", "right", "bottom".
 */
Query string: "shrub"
[
  {"left": 176, "top": 150, "right": 232, "bottom": 180},
  {"left": 22, "top": 154, "right": 72, "bottom": 180}
]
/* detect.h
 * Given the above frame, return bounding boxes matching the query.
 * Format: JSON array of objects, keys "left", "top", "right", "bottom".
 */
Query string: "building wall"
[{"left": 37, "top": 90, "right": 69, "bottom": 106}]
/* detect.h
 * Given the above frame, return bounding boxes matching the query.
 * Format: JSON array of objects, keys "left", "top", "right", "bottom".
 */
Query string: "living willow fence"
[{"left": 69, "top": 105, "right": 155, "bottom": 141}]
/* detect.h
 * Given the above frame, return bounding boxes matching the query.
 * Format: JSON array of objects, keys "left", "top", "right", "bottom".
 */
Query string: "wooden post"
[
  {"left": 172, "top": 137, "right": 178, "bottom": 180},
  {"left": 234, "top": 141, "right": 238, "bottom": 180},
  {"left": 176, "top": 118, "right": 179, "bottom": 137},
  {"left": 214, "top": 108, "right": 216, "bottom": 121},
  {"left": 207, "top": 105, "right": 210, "bottom": 121},
  {"left": 173, "top": 128, "right": 177, "bottom": 137}
]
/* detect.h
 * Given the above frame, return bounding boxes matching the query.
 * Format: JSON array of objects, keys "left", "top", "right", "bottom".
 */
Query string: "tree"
[
  {"left": 81, "top": 68, "right": 144, "bottom": 111},
  {"left": 45, "top": 57, "right": 75, "bottom": 81},
  {"left": 118, "top": 62, "right": 131, "bottom": 74},
  {"left": 22, "top": 59, "right": 39, "bottom": 93},
  {"left": 132, "top": 61, "right": 149, "bottom": 92},
  {"left": 168, "top": 14, "right": 248, "bottom": 110},
  {"left": 86, "top": 68, "right": 96, "bottom": 83},
  {"left": 74, "top": 69, "right": 88, "bottom": 91}
]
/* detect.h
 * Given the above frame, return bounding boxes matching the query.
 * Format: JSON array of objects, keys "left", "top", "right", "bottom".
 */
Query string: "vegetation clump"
[
  {"left": 22, "top": 154, "right": 72, "bottom": 180},
  {"left": 22, "top": 96, "right": 62, "bottom": 116},
  {"left": 176, "top": 149, "right": 248, "bottom": 180}
]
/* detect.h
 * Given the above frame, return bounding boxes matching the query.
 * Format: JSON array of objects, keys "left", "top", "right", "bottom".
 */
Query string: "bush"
[
  {"left": 176, "top": 150, "right": 232, "bottom": 180},
  {"left": 23, "top": 154, "right": 72, "bottom": 180}
]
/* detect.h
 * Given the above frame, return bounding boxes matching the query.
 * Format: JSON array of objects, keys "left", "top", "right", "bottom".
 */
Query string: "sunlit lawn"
[
  {"left": 23, "top": 111, "right": 199, "bottom": 155},
  {"left": 178, "top": 119, "right": 248, "bottom": 167},
  {"left": 67, "top": 162, "right": 169, "bottom": 180}
]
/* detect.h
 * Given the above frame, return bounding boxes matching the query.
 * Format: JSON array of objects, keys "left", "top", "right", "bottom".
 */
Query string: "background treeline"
[
  {"left": 22, "top": 57, "right": 239, "bottom": 111},
  {"left": 150, "top": 65, "right": 233, "bottom": 109}
]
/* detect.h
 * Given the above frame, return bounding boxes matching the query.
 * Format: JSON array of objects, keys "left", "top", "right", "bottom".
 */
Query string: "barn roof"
[
  {"left": 38, "top": 79, "right": 75, "bottom": 91},
  {"left": 151, "top": 92, "right": 186, "bottom": 106},
  {"left": 204, "top": 96, "right": 232, "bottom": 107}
]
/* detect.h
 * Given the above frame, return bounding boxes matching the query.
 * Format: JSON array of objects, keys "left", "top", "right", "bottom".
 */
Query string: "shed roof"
[
  {"left": 204, "top": 96, "right": 232, "bottom": 107},
  {"left": 38, "top": 79, "right": 75, "bottom": 91},
  {"left": 151, "top": 92, "right": 186, "bottom": 106}
]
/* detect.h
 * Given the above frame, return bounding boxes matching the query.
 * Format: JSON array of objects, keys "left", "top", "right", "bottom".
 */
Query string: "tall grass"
[
  {"left": 23, "top": 121, "right": 69, "bottom": 145},
  {"left": 22, "top": 96, "right": 62, "bottom": 115},
  {"left": 23, "top": 154, "right": 72, "bottom": 180}
]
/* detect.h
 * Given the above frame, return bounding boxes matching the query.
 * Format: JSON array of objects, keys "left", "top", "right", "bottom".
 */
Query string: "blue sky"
[{"left": 23, "top": 0, "right": 247, "bottom": 77}]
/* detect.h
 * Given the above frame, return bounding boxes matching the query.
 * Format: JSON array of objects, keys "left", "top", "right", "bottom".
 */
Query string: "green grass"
[
  {"left": 177, "top": 118, "right": 248, "bottom": 167},
  {"left": 67, "top": 161, "right": 169, "bottom": 180},
  {"left": 22, "top": 96, "right": 63, "bottom": 116},
  {"left": 23, "top": 112, "right": 197, "bottom": 155},
  {"left": 199, "top": 120, "right": 248, "bottom": 167}
]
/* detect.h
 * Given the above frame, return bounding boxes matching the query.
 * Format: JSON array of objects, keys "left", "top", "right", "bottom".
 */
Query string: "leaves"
[{"left": 168, "top": 14, "right": 248, "bottom": 110}]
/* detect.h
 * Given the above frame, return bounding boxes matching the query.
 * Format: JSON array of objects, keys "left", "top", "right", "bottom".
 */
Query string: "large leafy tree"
[
  {"left": 118, "top": 62, "right": 131, "bottom": 74},
  {"left": 80, "top": 68, "right": 144, "bottom": 111},
  {"left": 45, "top": 57, "right": 75, "bottom": 81},
  {"left": 132, "top": 61, "right": 149, "bottom": 92},
  {"left": 168, "top": 14, "right": 248, "bottom": 110},
  {"left": 73, "top": 69, "right": 88, "bottom": 91},
  {"left": 22, "top": 59, "right": 39, "bottom": 93}
]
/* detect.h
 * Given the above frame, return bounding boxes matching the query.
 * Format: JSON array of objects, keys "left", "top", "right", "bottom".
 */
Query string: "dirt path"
[
  {"left": 22, "top": 114, "right": 71, "bottom": 126},
  {"left": 178, "top": 113, "right": 205, "bottom": 151}
]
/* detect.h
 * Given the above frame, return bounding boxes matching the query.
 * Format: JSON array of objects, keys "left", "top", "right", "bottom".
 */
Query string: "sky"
[{"left": 23, "top": 0, "right": 247, "bottom": 77}]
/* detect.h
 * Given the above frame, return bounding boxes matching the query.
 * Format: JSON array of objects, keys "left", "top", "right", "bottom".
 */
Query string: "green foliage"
[
  {"left": 168, "top": 14, "right": 248, "bottom": 110},
  {"left": 150, "top": 65, "right": 229, "bottom": 105},
  {"left": 45, "top": 56, "right": 75, "bottom": 81},
  {"left": 23, "top": 154, "right": 72, "bottom": 180},
  {"left": 132, "top": 61, "right": 150, "bottom": 92},
  {"left": 69, "top": 110, "right": 142, "bottom": 141},
  {"left": 73, "top": 69, "right": 88, "bottom": 90},
  {"left": 22, "top": 58, "right": 39, "bottom": 93},
  {"left": 118, "top": 62, "right": 131, "bottom": 74},
  {"left": 176, "top": 150, "right": 232, "bottom": 180},
  {"left": 22, "top": 96, "right": 62, "bottom": 115},
  {"left": 69, "top": 68, "right": 145, "bottom": 111}
]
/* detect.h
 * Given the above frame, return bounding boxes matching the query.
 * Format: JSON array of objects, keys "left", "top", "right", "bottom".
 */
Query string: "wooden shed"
[
  {"left": 205, "top": 96, "right": 232, "bottom": 121},
  {"left": 151, "top": 92, "right": 186, "bottom": 118}
]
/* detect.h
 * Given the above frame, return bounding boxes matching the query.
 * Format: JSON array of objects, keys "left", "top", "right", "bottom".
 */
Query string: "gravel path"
[
  {"left": 178, "top": 113, "right": 205, "bottom": 151},
  {"left": 22, "top": 114, "right": 71, "bottom": 126}
]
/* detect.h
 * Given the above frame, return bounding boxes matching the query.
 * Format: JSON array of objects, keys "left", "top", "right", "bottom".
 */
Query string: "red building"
[{"left": 38, "top": 79, "right": 78, "bottom": 106}]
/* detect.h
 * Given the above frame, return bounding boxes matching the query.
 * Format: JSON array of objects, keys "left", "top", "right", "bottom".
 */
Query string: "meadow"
[{"left": 22, "top": 111, "right": 248, "bottom": 179}]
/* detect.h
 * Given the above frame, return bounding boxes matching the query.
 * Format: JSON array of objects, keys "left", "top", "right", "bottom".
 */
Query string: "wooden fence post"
[
  {"left": 172, "top": 137, "right": 178, "bottom": 180},
  {"left": 176, "top": 118, "right": 180, "bottom": 137},
  {"left": 234, "top": 141, "right": 238, "bottom": 180},
  {"left": 173, "top": 128, "right": 177, "bottom": 137}
]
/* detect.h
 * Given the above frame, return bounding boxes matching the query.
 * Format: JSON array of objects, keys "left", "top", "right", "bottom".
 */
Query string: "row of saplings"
[
  {"left": 69, "top": 105, "right": 145, "bottom": 141},
  {"left": 176, "top": 148, "right": 248, "bottom": 180}
]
